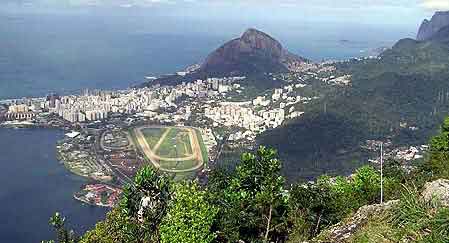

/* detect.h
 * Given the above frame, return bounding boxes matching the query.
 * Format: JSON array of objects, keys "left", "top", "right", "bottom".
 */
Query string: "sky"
[{"left": 1, "top": 0, "right": 447, "bottom": 23}]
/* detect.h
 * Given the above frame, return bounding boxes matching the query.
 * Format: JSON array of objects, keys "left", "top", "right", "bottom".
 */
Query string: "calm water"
[{"left": 0, "top": 128, "right": 108, "bottom": 243}]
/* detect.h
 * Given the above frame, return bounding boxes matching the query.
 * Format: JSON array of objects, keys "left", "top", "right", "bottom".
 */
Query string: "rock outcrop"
[
  {"left": 320, "top": 200, "right": 399, "bottom": 243},
  {"left": 428, "top": 25, "right": 449, "bottom": 44},
  {"left": 200, "top": 28, "right": 307, "bottom": 75},
  {"left": 417, "top": 11, "right": 449, "bottom": 41},
  {"left": 421, "top": 179, "right": 449, "bottom": 207}
]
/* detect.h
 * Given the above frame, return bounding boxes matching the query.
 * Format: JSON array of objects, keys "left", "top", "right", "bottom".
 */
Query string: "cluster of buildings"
[
  {"left": 203, "top": 77, "right": 321, "bottom": 136},
  {"left": 392, "top": 145, "right": 428, "bottom": 161},
  {"left": 75, "top": 184, "right": 122, "bottom": 207},
  {"left": 322, "top": 75, "right": 352, "bottom": 86},
  {"left": 1, "top": 76, "right": 247, "bottom": 124},
  {"left": 205, "top": 102, "right": 285, "bottom": 132},
  {"left": 4, "top": 101, "right": 40, "bottom": 121},
  {"left": 364, "top": 139, "right": 429, "bottom": 164},
  {"left": 176, "top": 77, "right": 244, "bottom": 98}
]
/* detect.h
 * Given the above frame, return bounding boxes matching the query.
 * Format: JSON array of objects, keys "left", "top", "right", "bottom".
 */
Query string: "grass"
[
  {"left": 159, "top": 159, "right": 199, "bottom": 171},
  {"left": 141, "top": 127, "right": 166, "bottom": 149},
  {"left": 157, "top": 128, "right": 192, "bottom": 158},
  {"left": 348, "top": 217, "right": 397, "bottom": 243},
  {"left": 342, "top": 185, "right": 449, "bottom": 243}
]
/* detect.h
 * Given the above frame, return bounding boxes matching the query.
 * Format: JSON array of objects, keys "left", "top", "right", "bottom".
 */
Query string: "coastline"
[
  {"left": 73, "top": 194, "right": 112, "bottom": 208},
  {"left": 73, "top": 184, "right": 122, "bottom": 208}
]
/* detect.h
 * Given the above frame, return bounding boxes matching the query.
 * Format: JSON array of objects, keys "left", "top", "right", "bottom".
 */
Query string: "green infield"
[
  {"left": 141, "top": 127, "right": 166, "bottom": 149},
  {"left": 157, "top": 128, "right": 192, "bottom": 158},
  {"left": 159, "top": 159, "right": 198, "bottom": 171}
]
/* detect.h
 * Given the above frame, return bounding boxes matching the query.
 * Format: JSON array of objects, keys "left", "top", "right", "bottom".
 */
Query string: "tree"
[
  {"left": 160, "top": 181, "right": 218, "bottom": 243},
  {"left": 80, "top": 208, "right": 137, "bottom": 243},
  {"left": 81, "top": 166, "right": 171, "bottom": 243},
  {"left": 120, "top": 165, "right": 171, "bottom": 242},
  {"left": 48, "top": 212, "right": 77, "bottom": 243},
  {"left": 215, "top": 146, "right": 288, "bottom": 242},
  {"left": 352, "top": 166, "right": 381, "bottom": 205},
  {"left": 288, "top": 176, "right": 352, "bottom": 240},
  {"left": 422, "top": 117, "right": 449, "bottom": 180}
]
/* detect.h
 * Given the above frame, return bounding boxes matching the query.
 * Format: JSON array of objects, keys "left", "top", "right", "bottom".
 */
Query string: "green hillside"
[{"left": 258, "top": 39, "right": 449, "bottom": 183}]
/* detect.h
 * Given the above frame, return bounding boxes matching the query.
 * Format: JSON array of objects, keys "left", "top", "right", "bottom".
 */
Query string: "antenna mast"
[{"left": 380, "top": 142, "right": 384, "bottom": 204}]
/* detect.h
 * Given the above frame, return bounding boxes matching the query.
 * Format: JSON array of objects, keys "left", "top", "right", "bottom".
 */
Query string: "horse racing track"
[{"left": 132, "top": 126, "right": 208, "bottom": 173}]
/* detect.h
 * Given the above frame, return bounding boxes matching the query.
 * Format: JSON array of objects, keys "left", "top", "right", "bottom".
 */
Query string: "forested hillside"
[{"left": 258, "top": 38, "right": 449, "bottom": 182}]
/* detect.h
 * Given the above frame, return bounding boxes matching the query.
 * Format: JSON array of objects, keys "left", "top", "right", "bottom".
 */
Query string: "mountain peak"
[
  {"left": 241, "top": 28, "right": 273, "bottom": 39},
  {"left": 200, "top": 28, "right": 306, "bottom": 76},
  {"left": 435, "top": 11, "right": 449, "bottom": 16},
  {"left": 417, "top": 11, "right": 449, "bottom": 41}
]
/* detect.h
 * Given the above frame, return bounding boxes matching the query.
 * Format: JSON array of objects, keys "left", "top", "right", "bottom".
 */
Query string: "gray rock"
[
  {"left": 417, "top": 11, "right": 449, "bottom": 41},
  {"left": 321, "top": 200, "right": 399, "bottom": 243},
  {"left": 421, "top": 179, "right": 449, "bottom": 207},
  {"left": 201, "top": 28, "right": 307, "bottom": 75}
]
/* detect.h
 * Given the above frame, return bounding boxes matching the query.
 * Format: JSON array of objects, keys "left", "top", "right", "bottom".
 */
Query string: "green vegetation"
[
  {"left": 42, "top": 212, "right": 78, "bottom": 243},
  {"left": 159, "top": 159, "right": 198, "bottom": 171},
  {"left": 141, "top": 127, "right": 166, "bottom": 149},
  {"left": 195, "top": 129, "right": 209, "bottom": 164},
  {"left": 157, "top": 128, "right": 192, "bottom": 158},
  {"left": 337, "top": 185, "right": 449, "bottom": 243},
  {"left": 47, "top": 117, "right": 449, "bottom": 243},
  {"left": 160, "top": 182, "right": 218, "bottom": 243},
  {"left": 258, "top": 39, "right": 449, "bottom": 183}
]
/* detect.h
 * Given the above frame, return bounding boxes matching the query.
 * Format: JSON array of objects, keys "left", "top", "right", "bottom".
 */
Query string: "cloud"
[{"left": 421, "top": 0, "right": 449, "bottom": 10}]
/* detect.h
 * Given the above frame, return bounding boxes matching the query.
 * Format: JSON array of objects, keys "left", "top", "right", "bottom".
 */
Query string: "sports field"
[{"left": 132, "top": 126, "right": 208, "bottom": 173}]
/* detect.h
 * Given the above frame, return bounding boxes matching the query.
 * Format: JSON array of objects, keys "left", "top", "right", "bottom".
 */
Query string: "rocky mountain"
[
  {"left": 417, "top": 11, "right": 449, "bottom": 41},
  {"left": 200, "top": 28, "right": 307, "bottom": 76},
  {"left": 145, "top": 28, "right": 307, "bottom": 87},
  {"left": 429, "top": 25, "right": 449, "bottom": 44}
]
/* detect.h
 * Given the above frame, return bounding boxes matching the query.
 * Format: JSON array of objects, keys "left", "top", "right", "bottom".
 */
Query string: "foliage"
[
  {"left": 259, "top": 39, "right": 449, "bottom": 184},
  {"left": 80, "top": 208, "right": 139, "bottom": 243},
  {"left": 288, "top": 178, "right": 339, "bottom": 241},
  {"left": 160, "top": 181, "right": 218, "bottom": 243},
  {"left": 120, "top": 166, "right": 171, "bottom": 239},
  {"left": 46, "top": 212, "right": 78, "bottom": 243},
  {"left": 288, "top": 165, "right": 403, "bottom": 241},
  {"left": 258, "top": 112, "right": 369, "bottom": 182},
  {"left": 419, "top": 117, "right": 449, "bottom": 180},
  {"left": 81, "top": 166, "right": 171, "bottom": 243},
  {"left": 390, "top": 185, "right": 449, "bottom": 242},
  {"left": 212, "top": 146, "right": 289, "bottom": 242}
]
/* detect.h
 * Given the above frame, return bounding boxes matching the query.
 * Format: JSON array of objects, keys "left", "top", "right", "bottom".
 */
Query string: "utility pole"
[{"left": 380, "top": 142, "right": 384, "bottom": 204}]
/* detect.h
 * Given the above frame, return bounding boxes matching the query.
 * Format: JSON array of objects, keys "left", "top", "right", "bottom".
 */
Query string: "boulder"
[
  {"left": 421, "top": 179, "right": 449, "bottom": 207},
  {"left": 320, "top": 200, "right": 399, "bottom": 243}
]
